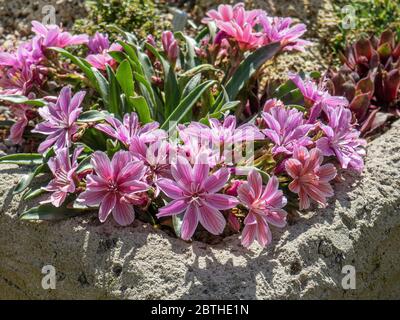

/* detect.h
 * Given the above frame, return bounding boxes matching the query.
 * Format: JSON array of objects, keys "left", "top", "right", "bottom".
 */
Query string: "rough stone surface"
[{"left": 0, "top": 121, "right": 399, "bottom": 299}]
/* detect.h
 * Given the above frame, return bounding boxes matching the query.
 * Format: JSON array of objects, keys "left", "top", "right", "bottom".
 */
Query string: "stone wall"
[{"left": 0, "top": 121, "right": 399, "bottom": 299}]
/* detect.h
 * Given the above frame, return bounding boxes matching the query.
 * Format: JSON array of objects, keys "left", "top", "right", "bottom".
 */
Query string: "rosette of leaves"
[{"left": 326, "top": 29, "right": 400, "bottom": 136}]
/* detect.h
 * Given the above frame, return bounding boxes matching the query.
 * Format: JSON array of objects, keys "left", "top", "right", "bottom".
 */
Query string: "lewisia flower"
[
  {"left": 289, "top": 73, "right": 348, "bottom": 122},
  {"left": 317, "top": 106, "right": 366, "bottom": 172},
  {"left": 31, "top": 21, "right": 88, "bottom": 48},
  {"left": 203, "top": 3, "right": 265, "bottom": 50},
  {"left": 238, "top": 170, "right": 287, "bottom": 247},
  {"left": 41, "top": 147, "right": 83, "bottom": 207},
  {"left": 183, "top": 115, "right": 263, "bottom": 147},
  {"left": 259, "top": 15, "right": 311, "bottom": 52},
  {"left": 156, "top": 154, "right": 239, "bottom": 240},
  {"left": 32, "top": 86, "right": 86, "bottom": 153},
  {"left": 285, "top": 147, "right": 337, "bottom": 210},
  {"left": 77, "top": 151, "right": 149, "bottom": 226},
  {"left": 86, "top": 32, "right": 122, "bottom": 70},
  {"left": 96, "top": 112, "right": 166, "bottom": 147},
  {"left": 262, "top": 105, "right": 313, "bottom": 155},
  {"left": 129, "top": 137, "right": 172, "bottom": 194}
]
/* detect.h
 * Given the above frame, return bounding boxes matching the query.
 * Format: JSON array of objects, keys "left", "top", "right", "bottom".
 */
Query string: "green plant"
[
  {"left": 73, "top": 0, "right": 168, "bottom": 39},
  {"left": 330, "top": 0, "right": 400, "bottom": 59}
]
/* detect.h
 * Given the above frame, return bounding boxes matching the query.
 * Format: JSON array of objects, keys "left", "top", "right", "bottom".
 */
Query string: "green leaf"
[
  {"left": 76, "top": 156, "right": 92, "bottom": 174},
  {"left": 180, "top": 64, "right": 218, "bottom": 78},
  {"left": 116, "top": 60, "right": 135, "bottom": 98},
  {"left": 50, "top": 47, "right": 98, "bottom": 89},
  {"left": 161, "top": 80, "right": 216, "bottom": 131},
  {"left": 175, "top": 32, "right": 197, "bottom": 69},
  {"left": 23, "top": 187, "right": 46, "bottom": 201},
  {"left": 0, "top": 95, "right": 46, "bottom": 106},
  {"left": 164, "top": 65, "right": 180, "bottom": 116},
  {"left": 20, "top": 204, "right": 87, "bottom": 221},
  {"left": 78, "top": 110, "right": 109, "bottom": 122},
  {"left": 13, "top": 164, "right": 46, "bottom": 194},
  {"left": 106, "top": 65, "right": 122, "bottom": 117},
  {"left": 224, "top": 42, "right": 281, "bottom": 100},
  {"left": 129, "top": 96, "right": 152, "bottom": 124},
  {"left": 172, "top": 214, "right": 184, "bottom": 238},
  {"left": 0, "top": 153, "right": 42, "bottom": 165}
]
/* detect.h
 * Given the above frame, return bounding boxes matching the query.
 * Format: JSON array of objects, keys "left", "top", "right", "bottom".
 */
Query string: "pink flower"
[
  {"left": 129, "top": 137, "right": 172, "bottom": 195},
  {"left": 95, "top": 112, "right": 167, "bottom": 147},
  {"left": 156, "top": 154, "right": 239, "bottom": 240},
  {"left": 316, "top": 106, "right": 366, "bottom": 173},
  {"left": 285, "top": 147, "right": 337, "bottom": 210},
  {"left": 161, "top": 31, "right": 179, "bottom": 63},
  {"left": 77, "top": 151, "right": 149, "bottom": 226},
  {"left": 203, "top": 3, "right": 264, "bottom": 50},
  {"left": 31, "top": 21, "right": 88, "bottom": 48},
  {"left": 238, "top": 170, "right": 287, "bottom": 248},
  {"left": 259, "top": 15, "right": 311, "bottom": 52},
  {"left": 32, "top": 86, "right": 86, "bottom": 153},
  {"left": 9, "top": 105, "right": 34, "bottom": 144},
  {"left": 183, "top": 116, "right": 263, "bottom": 146},
  {"left": 86, "top": 33, "right": 122, "bottom": 70},
  {"left": 289, "top": 73, "right": 348, "bottom": 122},
  {"left": 87, "top": 32, "right": 110, "bottom": 54},
  {"left": 262, "top": 106, "right": 313, "bottom": 155},
  {"left": 41, "top": 147, "right": 83, "bottom": 207}
]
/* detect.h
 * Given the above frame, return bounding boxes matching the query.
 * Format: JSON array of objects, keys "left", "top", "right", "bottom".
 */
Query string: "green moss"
[{"left": 73, "top": 0, "right": 169, "bottom": 39}]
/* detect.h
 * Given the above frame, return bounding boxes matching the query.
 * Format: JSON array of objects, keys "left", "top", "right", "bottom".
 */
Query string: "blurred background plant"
[
  {"left": 330, "top": 0, "right": 400, "bottom": 61},
  {"left": 73, "top": 0, "right": 171, "bottom": 39}
]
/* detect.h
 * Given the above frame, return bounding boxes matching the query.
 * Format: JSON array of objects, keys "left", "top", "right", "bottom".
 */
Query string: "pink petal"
[
  {"left": 256, "top": 217, "right": 272, "bottom": 247},
  {"left": 112, "top": 201, "right": 135, "bottom": 226},
  {"left": 77, "top": 189, "right": 108, "bottom": 206},
  {"left": 99, "top": 193, "right": 116, "bottom": 223},
  {"left": 171, "top": 156, "right": 193, "bottom": 186},
  {"left": 157, "top": 199, "right": 188, "bottom": 218},
  {"left": 241, "top": 223, "right": 257, "bottom": 248},
  {"left": 92, "top": 151, "right": 113, "bottom": 180},
  {"left": 197, "top": 204, "right": 226, "bottom": 235},
  {"left": 157, "top": 178, "right": 184, "bottom": 199},
  {"left": 203, "top": 168, "right": 230, "bottom": 193},
  {"left": 203, "top": 194, "right": 239, "bottom": 210},
  {"left": 248, "top": 170, "right": 262, "bottom": 199},
  {"left": 181, "top": 204, "right": 199, "bottom": 240}
]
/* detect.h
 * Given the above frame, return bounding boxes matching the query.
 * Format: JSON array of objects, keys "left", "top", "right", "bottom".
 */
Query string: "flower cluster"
[
  {"left": 202, "top": 3, "right": 311, "bottom": 51},
  {"left": 0, "top": 4, "right": 367, "bottom": 249}
]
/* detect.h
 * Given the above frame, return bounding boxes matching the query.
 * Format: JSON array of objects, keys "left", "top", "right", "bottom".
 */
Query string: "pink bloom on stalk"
[
  {"left": 156, "top": 154, "right": 239, "bottom": 240},
  {"left": 32, "top": 86, "right": 86, "bottom": 153},
  {"left": 95, "top": 112, "right": 167, "bottom": 147},
  {"left": 161, "top": 31, "right": 179, "bottom": 63},
  {"left": 77, "top": 151, "right": 149, "bottom": 226},
  {"left": 238, "top": 170, "right": 287, "bottom": 248},
  {"left": 285, "top": 147, "right": 337, "bottom": 210},
  {"left": 86, "top": 32, "right": 122, "bottom": 70},
  {"left": 316, "top": 106, "right": 366, "bottom": 173},
  {"left": 262, "top": 106, "right": 313, "bottom": 155},
  {"left": 259, "top": 15, "right": 311, "bottom": 52},
  {"left": 41, "top": 147, "right": 83, "bottom": 207},
  {"left": 31, "top": 21, "right": 88, "bottom": 48}
]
